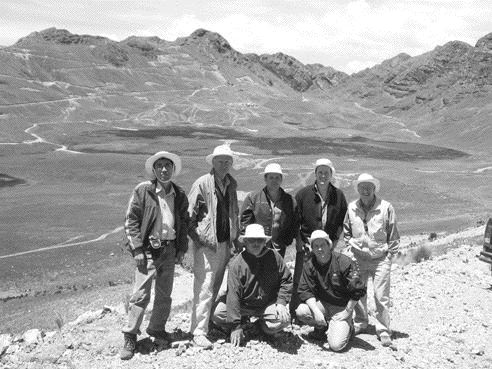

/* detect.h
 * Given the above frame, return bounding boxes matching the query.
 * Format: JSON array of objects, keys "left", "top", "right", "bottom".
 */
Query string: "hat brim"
[
  {"left": 307, "top": 236, "right": 331, "bottom": 244},
  {"left": 354, "top": 178, "right": 380, "bottom": 193},
  {"left": 206, "top": 153, "right": 236, "bottom": 165},
  {"left": 145, "top": 152, "right": 182, "bottom": 177},
  {"left": 238, "top": 235, "right": 271, "bottom": 242}
]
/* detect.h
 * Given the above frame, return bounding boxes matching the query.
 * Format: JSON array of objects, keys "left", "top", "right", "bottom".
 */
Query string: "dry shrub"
[{"left": 412, "top": 245, "right": 432, "bottom": 263}]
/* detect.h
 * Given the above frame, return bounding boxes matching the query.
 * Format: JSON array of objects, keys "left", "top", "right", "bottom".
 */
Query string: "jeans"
[
  {"left": 296, "top": 300, "right": 352, "bottom": 351},
  {"left": 212, "top": 298, "right": 289, "bottom": 335},
  {"left": 122, "top": 246, "right": 175, "bottom": 335},
  {"left": 354, "top": 254, "right": 392, "bottom": 336},
  {"left": 190, "top": 241, "right": 230, "bottom": 336}
]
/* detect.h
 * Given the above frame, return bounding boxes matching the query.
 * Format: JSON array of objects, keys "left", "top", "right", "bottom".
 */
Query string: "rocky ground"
[{"left": 1, "top": 236, "right": 491, "bottom": 369}]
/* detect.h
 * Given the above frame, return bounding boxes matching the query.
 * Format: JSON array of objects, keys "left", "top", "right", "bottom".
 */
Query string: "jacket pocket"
[{"left": 196, "top": 215, "right": 216, "bottom": 249}]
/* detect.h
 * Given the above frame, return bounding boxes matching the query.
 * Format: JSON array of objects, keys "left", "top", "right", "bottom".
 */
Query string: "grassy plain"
[{"left": 1, "top": 127, "right": 491, "bottom": 333}]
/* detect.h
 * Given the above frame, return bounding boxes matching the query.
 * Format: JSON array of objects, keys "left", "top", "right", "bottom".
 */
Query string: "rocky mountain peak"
[
  {"left": 16, "top": 27, "right": 109, "bottom": 46},
  {"left": 258, "top": 52, "right": 314, "bottom": 91},
  {"left": 475, "top": 32, "right": 492, "bottom": 52},
  {"left": 178, "top": 28, "right": 233, "bottom": 54}
]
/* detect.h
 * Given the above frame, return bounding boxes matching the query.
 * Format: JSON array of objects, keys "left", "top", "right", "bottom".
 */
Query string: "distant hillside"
[{"left": 0, "top": 27, "right": 491, "bottom": 152}]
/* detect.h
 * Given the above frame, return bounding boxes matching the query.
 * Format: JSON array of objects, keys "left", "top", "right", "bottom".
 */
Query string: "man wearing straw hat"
[
  {"left": 211, "top": 224, "right": 292, "bottom": 346},
  {"left": 240, "top": 163, "right": 297, "bottom": 258},
  {"left": 120, "top": 151, "right": 189, "bottom": 360},
  {"left": 296, "top": 230, "right": 366, "bottom": 352},
  {"left": 343, "top": 173, "right": 400, "bottom": 347},
  {"left": 187, "top": 144, "right": 240, "bottom": 348}
]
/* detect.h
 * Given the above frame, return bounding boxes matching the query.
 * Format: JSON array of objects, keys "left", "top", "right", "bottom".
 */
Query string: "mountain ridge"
[{"left": 1, "top": 27, "right": 491, "bottom": 151}]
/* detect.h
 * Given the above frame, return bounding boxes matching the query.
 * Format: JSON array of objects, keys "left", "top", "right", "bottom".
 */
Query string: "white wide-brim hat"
[
  {"left": 206, "top": 145, "right": 237, "bottom": 165},
  {"left": 353, "top": 173, "right": 380, "bottom": 193},
  {"left": 145, "top": 151, "right": 182, "bottom": 177},
  {"left": 239, "top": 224, "right": 271, "bottom": 242},
  {"left": 263, "top": 163, "right": 283, "bottom": 176},
  {"left": 308, "top": 230, "right": 332, "bottom": 244},
  {"left": 314, "top": 158, "right": 336, "bottom": 177}
]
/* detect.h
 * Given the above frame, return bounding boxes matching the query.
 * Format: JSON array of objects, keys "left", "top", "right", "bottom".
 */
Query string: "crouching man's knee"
[{"left": 327, "top": 319, "right": 352, "bottom": 352}]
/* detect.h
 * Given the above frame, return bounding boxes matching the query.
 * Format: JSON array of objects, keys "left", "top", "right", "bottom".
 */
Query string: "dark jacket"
[
  {"left": 124, "top": 180, "right": 189, "bottom": 257},
  {"left": 226, "top": 249, "right": 292, "bottom": 327},
  {"left": 295, "top": 183, "right": 347, "bottom": 244},
  {"left": 240, "top": 187, "right": 297, "bottom": 249},
  {"left": 298, "top": 252, "right": 366, "bottom": 306}
]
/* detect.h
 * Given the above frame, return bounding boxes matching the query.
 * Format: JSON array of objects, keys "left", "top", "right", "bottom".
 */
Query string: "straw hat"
[
  {"left": 353, "top": 173, "right": 380, "bottom": 193},
  {"left": 145, "top": 151, "right": 182, "bottom": 177},
  {"left": 239, "top": 224, "right": 271, "bottom": 242},
  {"left": 205, "top": 145, "right": 236, "bottom": 164}
]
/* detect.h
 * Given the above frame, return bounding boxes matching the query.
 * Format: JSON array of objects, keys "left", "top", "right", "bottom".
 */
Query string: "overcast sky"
[{"left": 1, "top": 0, "right": 491, "bottom": 73}]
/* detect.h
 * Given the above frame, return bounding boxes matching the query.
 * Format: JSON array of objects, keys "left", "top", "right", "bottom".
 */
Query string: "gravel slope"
[{"left": 1, "top": 241, "right": 491, "bottom": 369}]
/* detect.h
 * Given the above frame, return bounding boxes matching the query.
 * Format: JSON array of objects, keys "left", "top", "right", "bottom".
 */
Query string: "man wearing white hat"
[
  {"left": 343, "top": 173, "right": 400, "bottom": 347},
  {"left": 296, "top": 230, "right": 366, "bottom": 352},
  {"left": 187, "top": 144, "right": 240, "bottom": 348},
  {"left": 240, "top": 163, "right": 297, "bottom": 258},
  {"left": 292, "top": 158, "right": 348, "bottom": 313},
  {"left": 211, "top": 224, "right": 292, "bottom": 346},
  {"left": 121, "top": 151, "right": 189, "bottom": 360}
]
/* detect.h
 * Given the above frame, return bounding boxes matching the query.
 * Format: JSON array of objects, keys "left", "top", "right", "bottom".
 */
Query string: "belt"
[{"left": 150, "top": 239, "right": 176, "bottom": 249}]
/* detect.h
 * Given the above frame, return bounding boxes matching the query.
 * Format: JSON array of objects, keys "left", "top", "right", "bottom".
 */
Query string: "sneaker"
[
  {"left": 307, "top": 327, "right": 327, "bottom": 341},
  {"left": 120, "top": 333, "right": 136, "bottom": 360},
  {"left": 193, "top": 334, "right": 213, "bottom": 349},
  {"left": 380, "top": 333, "right": 392, "bottom": 347}
]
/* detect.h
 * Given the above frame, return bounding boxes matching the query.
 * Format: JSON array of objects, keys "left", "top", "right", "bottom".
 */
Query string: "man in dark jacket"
[
  {"left": 296, "top": 230, "right": 366, "bottom": 352},
  {"left": 240, "top": 163, "right": 297, "bottom": 257},
  {"left": 212, "top": 224, "right": 292, "bottom": 346},
  {"left": 292, "top": 158, "right": 348, "bottom": 313},
  {"left": 120, "top": 151, "right": 189, "bottom": 360}
]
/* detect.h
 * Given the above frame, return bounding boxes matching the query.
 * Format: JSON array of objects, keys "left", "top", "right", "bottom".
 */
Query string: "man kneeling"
[
  {"left": 296, "top": 230, "right": 366, "bottom": 352},
  {"left": 212, "top": 224, "right": 292, "bottom": 346}
]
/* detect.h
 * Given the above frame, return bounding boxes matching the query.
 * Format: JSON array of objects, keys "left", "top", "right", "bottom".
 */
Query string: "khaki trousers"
[{"left": 190, "top": 241, "right": 230, "bottom": 336}]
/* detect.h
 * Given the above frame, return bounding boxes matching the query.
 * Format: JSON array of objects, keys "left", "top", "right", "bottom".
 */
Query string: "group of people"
[{"left": 120, "top": 145, "right": 400, "bottom": 360}]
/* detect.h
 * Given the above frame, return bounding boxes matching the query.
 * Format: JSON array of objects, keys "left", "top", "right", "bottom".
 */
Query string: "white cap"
[
  {"left": 314, "top": 158, "right": 335, "bottom": 177},
  {"left": 206, "top": 145, "right": 237, "bottom": 164},
  {"left": 353, "top": 173, "right": 380, "bottom": 193},
  {"left": 145, "top": 151, "right": 181, "bottom": 178},
  {"left": 308, "top": 230, "right": 332, "bottom": 244},
  {"left": 263, "top": 163, "right": 283, "bottom": 175}
]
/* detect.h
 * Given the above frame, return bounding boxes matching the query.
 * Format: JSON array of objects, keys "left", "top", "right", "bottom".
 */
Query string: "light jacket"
[
  {"left": 295, "top": 183, "right": 347, "bottom": 244},
  {"left": 124, "top": 180, "right": 189, "bottom": 257},
  {"left": 240, "top": 187, "right": 297, "bottom": 249},
  {"left": 188, "top": 171, "right": 239, "bottom": 250},
  {"left": 343, "top": 197, "right": 400, "bottom": 260}
]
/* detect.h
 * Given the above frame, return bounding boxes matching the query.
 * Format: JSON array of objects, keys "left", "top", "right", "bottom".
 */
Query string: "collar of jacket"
[
  {"left": 209, "top": 169, "right": 237, "bottom": 190},
  {"left": 355, "top": 196, "right": 382, "bottom": 214},
  {"left": 312, "top": 182, "right": 335, "bottom": 204}
]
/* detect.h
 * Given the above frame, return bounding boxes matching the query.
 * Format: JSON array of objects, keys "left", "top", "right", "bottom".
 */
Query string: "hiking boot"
[
  {"left": 307, "top": 327, "right": 327, "bottom": 341},
  {"left": 380, "top": 333, "right": 392, "bottom": 347},
  {"left": 146, "top": 329, "right": 170, "bottom": 341},
  {"left": 193, "top": 334, "right": 213, "bottom": 349},
  {"left": 120, "top": 333, "right": 136, "bottom": 360},
  {"left": 353, "top": 325, "right": 369, "bottom": 335}
]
